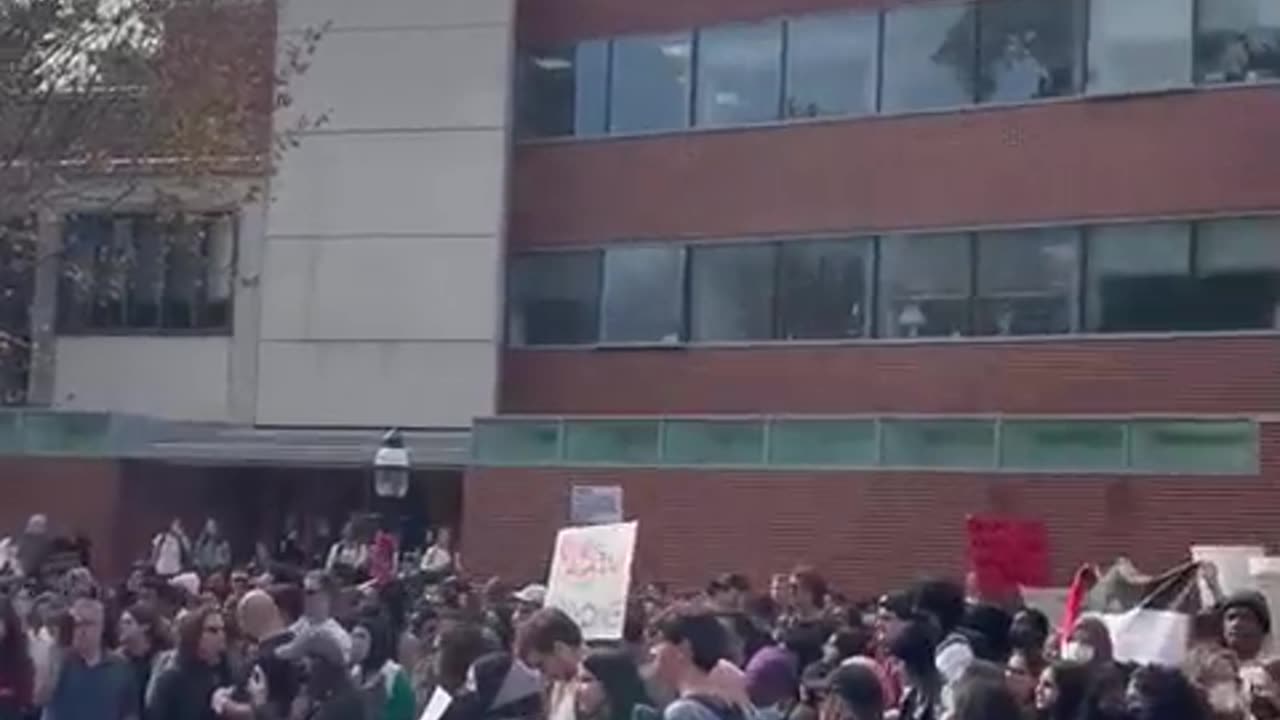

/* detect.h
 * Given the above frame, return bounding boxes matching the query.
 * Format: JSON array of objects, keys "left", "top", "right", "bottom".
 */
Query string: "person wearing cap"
[
  {"left": 511, "top": 584, "right": 546, "bottom": 627},
  {"left": 1223, "top": 590, "right": 1272, "bottom": 664},
  {"left": 278, "top": 630, "right": 368, "bottom": 719}
]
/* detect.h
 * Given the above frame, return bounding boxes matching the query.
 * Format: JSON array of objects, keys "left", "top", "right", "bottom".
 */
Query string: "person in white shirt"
[
  {"left": 150, "top": 518, "right": 190, "bottom": 578},
  {"left": 419, "top": 527, "right": 457, "bottom": 580},
  {"left": 290, "top": 570, "right": 353, "bottom": 662}
]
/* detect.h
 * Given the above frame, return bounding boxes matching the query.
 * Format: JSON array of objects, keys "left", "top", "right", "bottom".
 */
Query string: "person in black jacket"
[
  {"left": 277, "top": 630, "right": 367, "bottom": 720},
  {"left": 148, "top": 606, "right": 232, "bottom": 720}
]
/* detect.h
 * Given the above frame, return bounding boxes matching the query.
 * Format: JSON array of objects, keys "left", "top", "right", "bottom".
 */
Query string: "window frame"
[
  {"left": 56, "top": 210, "right": 239, "bottom": 337},
  {"left": 598, "top": 244, "right": 688, "bottom": 346},
  {"left": 607, "top": 30, "right": 696, "bottom": 134}
]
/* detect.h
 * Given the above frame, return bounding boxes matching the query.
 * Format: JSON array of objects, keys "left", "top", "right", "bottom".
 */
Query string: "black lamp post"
[{"left": 372, "top": 428, "right": 411, "bottom": 499}]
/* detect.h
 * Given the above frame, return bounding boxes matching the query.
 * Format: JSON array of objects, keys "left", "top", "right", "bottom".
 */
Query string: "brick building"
[{"left": 463, "top": 0, "right": 1280, "bottom": 596}]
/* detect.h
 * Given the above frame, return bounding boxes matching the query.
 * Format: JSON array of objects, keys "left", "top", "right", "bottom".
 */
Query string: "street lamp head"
[{"left": 373, "top": 428, "right": 410, "bottom": 499}]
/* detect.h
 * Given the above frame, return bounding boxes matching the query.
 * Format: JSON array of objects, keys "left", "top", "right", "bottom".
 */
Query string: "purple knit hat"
[{"left": 744, "top": 646, "right": 799, "bottom": 707}]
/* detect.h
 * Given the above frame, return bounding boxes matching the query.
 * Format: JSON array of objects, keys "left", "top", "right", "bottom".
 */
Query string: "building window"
[
  {"left": 1000, "top": 420, "right": 1126, "bottom": 470},
  {"left": 881, "top": 419, "right": 996, "bottom": 468},
  {"left": 564, "top": 420, "right": 660, "bottom": 464},
  {"left": 609, "top": 32, "right": 692, "bottom": 133},
  {"left": 784, "top": 11, "right": 879, "bottom": 118},
  {"left": 976, "top": 229, "right": 1079, "bottom": 335},
  {"left": 600, "top": 246, "right": 685, "bottom": 343},
  {"left": 507, "top": 252, "right": 600, "bottom": 346},
  {"left": 1129, "top": 420, "right": 1257, "bottom": 474},
  {"left": 880, "top": 234, "right": 972, "bottom": 338},
  {"left": 1086, "top": 223, "right": 1193, "bottom": 332},
  {"left": 1088, "top": 0, "right": 1193, "bottom": 94},
  {"left": 695, "top": 20, "right": 783, "bottom": 127},
  {"left": 1196, "top": 219, "right": 1280, "bottom": 330},
  {"left": 977, "top": 0, "right": 1085, "bottom": 103},
  {"left": 1195, "top": 0, "right": 1280, "bottom": 84},
  {"left": 518, "top": 42, "right": 609, "bottom": 138},
  {"left": 777, "top": 238, "right": 872, "bottom": 340},
  {"left": 882, "top": 1, "right": 976, "bottom": 112},
  {"left": 473, "top": 421, "right": 561, "bottom": 465},
  {"left": 768, "top": 419, "right": 877, "bottom": 467},
  {"left": 58, "top": 212, "right": 235, "bottom": 334},
  {"left": 662, "top": 420, "right": 765, "bottom": 465},
  {"left": 689, "top": 244, "right": 776, "bottom": 341}
]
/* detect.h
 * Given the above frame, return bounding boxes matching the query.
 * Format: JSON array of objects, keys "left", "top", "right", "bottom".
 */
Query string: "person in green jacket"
[{"left": 352, "top": 614, "right": 416, "bottom": 720}]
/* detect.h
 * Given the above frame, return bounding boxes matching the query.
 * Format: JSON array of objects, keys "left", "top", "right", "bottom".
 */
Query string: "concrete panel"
[
  {"left": 285, "top": 25, "right": 510, "bottom": 132},
  {"left": 53, "top": 337, "right": 231, "bottom": 421},
  {"left": 268, "top": 131, "right": 506, "bottom": 238},
  {"left": 256, "top": 341, "right": 497, "bottom": 427},
  {"left": 260, "top": 236, "right": 501, "bottom": 341},
  {"left": 280, "top": 0, "right": 512, "bottom": 32}
]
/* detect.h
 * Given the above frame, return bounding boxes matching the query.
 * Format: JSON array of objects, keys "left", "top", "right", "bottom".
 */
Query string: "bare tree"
[{"left": 0, "top": 0, "right": 324, "bottom": 405}]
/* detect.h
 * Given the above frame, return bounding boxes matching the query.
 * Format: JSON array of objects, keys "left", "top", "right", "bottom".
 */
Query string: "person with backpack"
[{"left": 651, "top": 604, "right": 757, "bottom": 720}]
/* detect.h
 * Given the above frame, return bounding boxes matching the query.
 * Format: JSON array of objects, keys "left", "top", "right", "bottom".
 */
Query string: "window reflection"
[
  {"left": 784, "top": 11, "right": 879, "bottom": 118},
  {"left": 881, "top": 1, "right": 976, "bottom": 112},
  {"left": 1196, "top": 0, "right": 1280, "bottom": 83},
  {"left": 609, "top": 32, "right": 692, "bottom": 133},
  {"left": 1088, "top": 0, "right": 1194, "bottom": 93},
  {"left": 978, "top": 0, "right": 1085, "bottom": 102},
  {"left": 695, "top": 20, "right": 783, "bottom": 126}
]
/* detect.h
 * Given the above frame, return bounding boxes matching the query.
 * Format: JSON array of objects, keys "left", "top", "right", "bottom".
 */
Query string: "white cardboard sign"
[{"left": 545, "top": 521, "right": 638, "bottom": 641}]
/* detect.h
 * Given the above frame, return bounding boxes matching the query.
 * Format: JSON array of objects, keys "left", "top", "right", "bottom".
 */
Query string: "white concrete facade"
[{"left": 45, "top": 0, "right": 515, "bottom": 431}]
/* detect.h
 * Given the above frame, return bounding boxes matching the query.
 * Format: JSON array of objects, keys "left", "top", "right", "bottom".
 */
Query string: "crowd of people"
[{"left": 0, "top": 511, "right": 1278, "bottom": 720}]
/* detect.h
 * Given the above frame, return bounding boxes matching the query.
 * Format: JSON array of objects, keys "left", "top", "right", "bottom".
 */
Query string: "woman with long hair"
[
  {"left": 351, "top": 613, "right": 415, "bottom": 720},
  {"left": 119, "top": 603, "right": 173, "bottom": 719},
  {"left": 147, "top": 605, "right": 231, "bottom": 720},
  {"left": 575, "top": 649, "right": 655, "bottom": 720},
  {"left": 0, "top": 597, "right": 34, "bottom": 720}
]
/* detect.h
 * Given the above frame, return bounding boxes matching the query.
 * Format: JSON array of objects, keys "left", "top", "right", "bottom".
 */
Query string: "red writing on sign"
[{"left": 557, "top": 536, "right": 623, "bottom": 582}]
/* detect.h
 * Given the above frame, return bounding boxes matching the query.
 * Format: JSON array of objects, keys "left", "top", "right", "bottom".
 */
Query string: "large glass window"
[
  {"left": 1087, "top": 223, "right": 1193, "bottom": 332},
  {"left": 784, "top": 12, "right": 879, "bottom": 118},
  {"left": 58, "top": 212, "right": 235, "bottom": 334},
  {"left": 689, "top": 244, "right": 776, "bottom": 341},
  {"left": 1130, "top": 420, "right": 1257, "bottom": 474},
  {"left": 977, "top": 0, "right": 1085, "bottom": 103},
  {"left": 600, "top": 246, "right": 685, "bottom": 343},
  {"left": 662, "top": 420, "right": 765, "bottom": 465},
  {"left": 777, "top": 238, "right": 872, "bottom": 340},
  {"left": 1196, "top": 218, "right": 1280, "bottom": 330},
  {"left": 769, "top": 419, "right": 877, "bottom": 467},
  {"left": 977, "top": 229, "right": 1079, "bottom": 335},
  {"left": 609, "top": 32, "right": 692, "bottom": 133},
  {"left": 564, "top": 421, "right": 660, "bottom": 464},
  {"left": 881, "top": 419, "right": 995, "bottom": 468},
  {"left": 1000, "top": 420, "right": 1126, "bottom": 470},
  {"left": 696, "top": 20, "right": 783, "bottom": 127},
  {"left": 882, "top": 1, "right": 976, "bottom": 112},
  {"left": 880, "top": 234, "right": 973, "bottom": 338},
  {"left": 472, "top": 421, "right": 561, "bottom": 465},
  {"left": 518, "top": 42, "right": 609, "bottom": 138},
  {"left": 506, "top": 253, "right": 600, "bottom": 346},
  {"left": 1196, "top": 0, "right": 1280, "bottom": 84},
  {"left": 1088, "top": 0, "right": 1193, "bottom": 94}
]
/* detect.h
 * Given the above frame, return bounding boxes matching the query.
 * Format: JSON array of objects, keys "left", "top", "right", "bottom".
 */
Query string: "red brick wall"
[
  {"left": 511, "top": 89, "right": 1280, "bottom": 249},
  {"left": 0, "top": 457, "right": 124, "bottom": 574},
  {"left": 461, "top": 424, "right": 1280, "bottom": 596},
  {"left": 501, "top": 336, "right": 1280, "bottom": 415}
]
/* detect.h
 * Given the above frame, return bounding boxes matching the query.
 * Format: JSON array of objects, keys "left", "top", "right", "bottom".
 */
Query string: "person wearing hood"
[
  {"left": 447, "top": 652, "right": 543, "bottom": 720},
  {"left": 744, "top": 647, "right": 799, "bottom": 720},
  {"left": 1222, "top": 590, "right": 1271, "bottom": 665},
  {"left": 278, "top": 630, "right": 368, "bottom": 720}
]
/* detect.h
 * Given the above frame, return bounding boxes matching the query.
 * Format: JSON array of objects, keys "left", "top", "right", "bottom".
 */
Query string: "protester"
[
  {"left": 325, "top": 522, "right": 369, "bottom": 582},
  {"left": 0, "top": 596, "right": 33, "bottom": 720},
  {"left": 447, "top": 651, "right": 542, "bottom": 720},
  {"left": 576, "top": 649, "right": 655, "bottom": 720},
  {"left": 45, "top": 597, "right": 138, "bottom": 720},
  {"left": 193, "top": 520, "right": 232, "bottom": 577},
  {"left": 16, "top": 515, "right": 50, "bottom": 579},
  {"left": 819, "top": 662, "right": 885, "bottom": 720},
  {"left": 888, "top": 618, "right": 941, "bottom": 720},
  {"left": 280, "top": 630, "right": 369, "bottom": 719},
  {"left": 148, "top": 605, "right": 231, "bottom": 720},
  {"left": 510, "top": 584, "right": 546, "bottom": 628},
  {"left": 744, "top": 646, "right": 799, "bottom": 720},
  {"left": 651, "top": 604, "right": 748, "bottom": 720},
  {"left": 152, "top": 519, "right": 192, "bottom": 579},
  {"left": 1126, "top": 664, "right": 1209, "bottom": 720},
  {"left": 293, "top": 571, "right": 352, "bottom": 661},
  {"left": 420, "top": 528, "right": 458, "bottom": 581},
  {"left": 709, "top": 575, "right": 752, "bottom": 614},
  {"left": 943, "top": 661, "right": 1023, "bottom": 720},
  {"left": 1221, "top": 591, "right": 1271, "bottom": 665},
  {"left": 118, "top": 602, "right": 172, "bottom": 718},
  {"left": 1034, "top": 660, "right": 1091, "bottom": 720},
  {"left": 351, "top": 613, "right": 415, "bottom": 720},
  {"left": 518, "top": 607, "right": 584, "bottom": 720},
  {"left": 232, "top": 589, "right": 299, "bottom": 718}
]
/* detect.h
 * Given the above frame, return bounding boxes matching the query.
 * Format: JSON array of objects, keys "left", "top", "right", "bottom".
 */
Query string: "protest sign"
[
  {"left": 966, "top": 515, "right": 1049, "bottom": 599},
  {"left": 1191, "top": 545, "right": 1264, "bottom": 605},
  {"left": 570, "top": 485, "right": 624, "bottom": 526},
  {"left": 545, "top": 521, "right": 637, "bottom": 640}
]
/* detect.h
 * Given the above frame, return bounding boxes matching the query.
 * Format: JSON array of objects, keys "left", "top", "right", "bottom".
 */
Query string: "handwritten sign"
[
  {"left": 545, "top": 521, "right": 637, "bottom": 640},
  {"left": 966, "top": 515, "right": 1049, "bottom": 600}
]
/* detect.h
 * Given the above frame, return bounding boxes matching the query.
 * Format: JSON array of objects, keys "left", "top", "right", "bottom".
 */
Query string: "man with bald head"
[{"left": 234, "top": 589, "right": 300, "bottom": 717}]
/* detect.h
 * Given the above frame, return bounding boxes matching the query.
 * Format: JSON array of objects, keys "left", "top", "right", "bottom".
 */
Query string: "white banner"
[
  {"left": 545, "top": 521, "right": 638, "bottom": 641},
  {"left": 1192, "top": 544, "right": 1264, "bottom": 604}
]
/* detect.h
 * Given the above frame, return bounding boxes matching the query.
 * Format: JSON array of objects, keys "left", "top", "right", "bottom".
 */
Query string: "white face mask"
[{"left": 1061, "top": 641, "right": 1095, "bottom": 664}]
